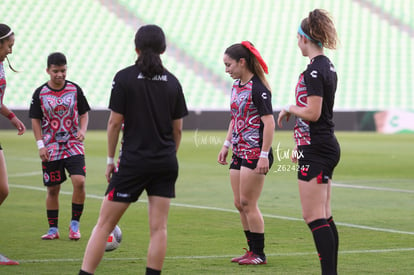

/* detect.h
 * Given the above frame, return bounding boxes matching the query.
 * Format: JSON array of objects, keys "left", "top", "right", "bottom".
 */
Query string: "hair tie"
[
  {"left": 298, "top": 25, "right": 322, "bottom": 47},
  {"left": 0, "top": 29, "right": 13, "bottom": 40},
  {"left": 241, "top": 41, "right": 268, "bottom": 74}
]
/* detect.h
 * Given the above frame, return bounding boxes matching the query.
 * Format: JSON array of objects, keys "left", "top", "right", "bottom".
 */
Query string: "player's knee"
[
  {"left": 72, "top": 178, "right": 86, "bottom": 191},
  {"left": 240, "top": 198, "right": 251, "bottom": 210},
  {"left": 47, "top": 186, "right": 60, "bottom": 197},
  {"left": 234, "top": 200, "right": 243, "bottom": 212},
  {"left": 74, "top": 182, "right": 85, "bottom": 191},
  {"left": 150, "top": 224, "right": 167, "bottom": 237}
]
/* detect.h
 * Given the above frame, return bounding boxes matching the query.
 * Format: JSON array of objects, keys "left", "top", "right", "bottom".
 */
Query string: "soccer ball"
[{"left": 105, "top": 225, "right": 122, "bottom": 252}]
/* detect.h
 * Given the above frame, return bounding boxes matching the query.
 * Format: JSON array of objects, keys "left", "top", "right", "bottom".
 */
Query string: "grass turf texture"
[{"left": 0, "top": 130, "right": 413, "bottom": 274}]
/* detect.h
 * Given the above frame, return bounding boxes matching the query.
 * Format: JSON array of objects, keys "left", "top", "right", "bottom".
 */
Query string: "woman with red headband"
[
  {"left": 0, "top": 23, "right": 25, "bottom": 266},
  {"left": 278, "top": 9, "right": 340, "bottom": 275},
  {"left": 218, "top": 41, "right": 274, "bottom": 265}
]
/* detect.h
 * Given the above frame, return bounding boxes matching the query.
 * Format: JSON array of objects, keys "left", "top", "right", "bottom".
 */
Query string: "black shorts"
[
  {"left": 297, "top": 137, "right": 340, "bottom": 183},
  {"left": 230, "top": 150, "right": 274, "bottom": 171},
  {"left": 105, "top": 150, "right": 179, "bottom": 203},
  {"left": 42, "top": 155, "right": 86, "bottom": 186}
]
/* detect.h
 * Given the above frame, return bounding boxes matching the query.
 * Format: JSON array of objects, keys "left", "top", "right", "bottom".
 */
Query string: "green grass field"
[{"left": 0, "top": 130, "right": 413, "bottom": 274}]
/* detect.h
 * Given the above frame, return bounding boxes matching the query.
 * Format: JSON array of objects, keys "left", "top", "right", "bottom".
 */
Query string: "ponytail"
[
  {"left": 0, "top": 24, "right": 18, "bottom": 72},
  {"left": 136, "top": 49, "right": 164, "bottom": 78},
  {"left": 300, "top": 9, "right": 338, "bottom": 49},
  {"left": 134, "top": 25, "right": 166, "bottom": 78},
  {"left": 225, "top": 42, "right": 272, "bottom": 92}
]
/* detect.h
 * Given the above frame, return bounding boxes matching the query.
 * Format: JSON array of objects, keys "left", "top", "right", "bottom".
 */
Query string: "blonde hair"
[{"left": 301, "top": 9, "right": 339, "bottom": 50}]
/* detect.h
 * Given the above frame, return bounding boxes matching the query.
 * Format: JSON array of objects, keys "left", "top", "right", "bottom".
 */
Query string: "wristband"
[
  {"left": 259, "top": 151, "right": 269, "bottom": 158},
  {"left": 36, "top": 140, "right": 45, "bottom": 149},
  {"left": 107, "top": 157, "right": 114, "bottom": 165},
  {"left": 7, "top": 112, "right": 16, "bottom": 120},
  {"left": 223, "top": 140, "right": 231, "bottom": 148},
  {"left": 283, "top": 104, "right": 291, "bottom": 113}
]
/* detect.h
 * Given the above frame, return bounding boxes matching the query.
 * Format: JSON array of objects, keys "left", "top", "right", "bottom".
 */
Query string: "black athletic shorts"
[
  {"left": 42, "top": 155, "right": 86, "bottom": 186},
  {"left": 105, "top": 150, "right": 179, "bottom": 203},
  {"left": 297, "top": 136, "right": 340, "bottom": 183},
  {"left": 230, "top": 150, "right": 274, "bottom": 171}
]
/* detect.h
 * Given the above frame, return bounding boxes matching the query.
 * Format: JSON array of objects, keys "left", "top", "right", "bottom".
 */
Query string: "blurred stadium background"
[{"left": 1, "top": 0, "right": 413, "bottom": 131}]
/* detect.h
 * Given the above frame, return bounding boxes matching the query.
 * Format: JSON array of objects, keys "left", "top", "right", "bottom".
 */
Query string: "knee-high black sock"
[
  {"left": 249, "top": 232, "right": 265, "bottom": 258},
  {"left": 79, "top": 270, "right": 93, "bottom": 275},
  {"left": 308, "top": 219, "right": 336, "bottom": 275},
  {"left": 47, "top": 209, "right": 58, "bottom": 228},
  {"left": 146, "top": 267, "right": 161, "bottom": 275},
  {"left": 72, "top": 203, "right": 84, "bottom": 221},
  {"left": 244, "top": 230, "right": 252, "bottom": 251},
  {"left": 327, "top": 216, "right": 339, "bottom": 271}
]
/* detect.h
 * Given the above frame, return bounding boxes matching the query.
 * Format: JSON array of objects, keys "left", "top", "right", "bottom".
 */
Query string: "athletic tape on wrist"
[
  {"left": 260, "top": 151, "right": 269, "bottom": 158},
  {"left": 223, "top": 140, "right": 231, "bottom": 148},
  {"left": 107, "top": 157, "right": 114, "bottom": 165},
  {"left": 36, "top": 140, "right": 45, "bottom": 149}
]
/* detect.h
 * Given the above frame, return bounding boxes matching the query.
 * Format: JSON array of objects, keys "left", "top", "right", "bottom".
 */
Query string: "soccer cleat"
[
  {"left": 231, "top": 248, "right": 252, "bottom": 263},
  {"left": 69, "top": 220, "right": 81, "bottom": 240},
  {"left": 238, "top": 253, "right": 267, "bottom": 265},
  {"left": 0, "top": 254, "right": 19, "bottom": 265},
  {"left": 41, "top": 227, "right": 60, "bottom": 240}
]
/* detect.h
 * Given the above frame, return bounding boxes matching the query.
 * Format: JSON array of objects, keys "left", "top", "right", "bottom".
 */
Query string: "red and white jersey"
[
  {"left": 294, "top": 73, "right": 311, "bottom": 145},
  {"left": 29, "top": 80, "right": 90, "bottom": 161},
  {"left": 230, "top": 75, "right": 273, "bottom": 159}
]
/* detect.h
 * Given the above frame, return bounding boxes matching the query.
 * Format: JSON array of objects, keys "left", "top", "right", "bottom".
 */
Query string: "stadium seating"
[{"left": 1, "top": 0, "right": 412, "bottom": 111}]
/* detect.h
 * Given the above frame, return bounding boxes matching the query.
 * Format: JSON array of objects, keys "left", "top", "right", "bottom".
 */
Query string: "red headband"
[{"left": 241, "top": 41, "right": 268, "bottom": 74}]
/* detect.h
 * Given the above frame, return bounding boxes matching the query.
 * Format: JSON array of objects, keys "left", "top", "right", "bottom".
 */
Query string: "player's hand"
[
  {"left": 277, "top": 109, "right": 291, "bottom": 128},
  {"left": 217, "top": 147, "right": 229, "bottom": 165},
  {"left": 76, "top": 129, "right": 86, "bottom": 142},
  {"left": 39, "top": 147, "right": 49, "bottom": 162},
  {"left": 10, "top": 117, "right": 26, "bottom": 135},
  {"left": 105, "top": 163, "right": 115, "bottom": 183},
  {"left": 255, "top": 157, "right": 269, "bottom": 174}
]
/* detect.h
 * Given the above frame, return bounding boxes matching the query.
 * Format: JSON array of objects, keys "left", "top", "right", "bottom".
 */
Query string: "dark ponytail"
[
  {"left": 224, "top": 42, "right": 271, "bottom": 92},
  {"left": 0, "top": 23, "right": 18, "bottom": 72},
  {"left": 134, "top": 25, "right": 166, "bottom": 78}
]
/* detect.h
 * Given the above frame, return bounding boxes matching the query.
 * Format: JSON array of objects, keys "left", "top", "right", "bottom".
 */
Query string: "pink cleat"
[
  {"left": 0, "top": 254, "right": 19, "bottom": 265},
  {"left": 41, "top": 227, "right": 60, "bottom": 240},
  {"left": 231, "top": 248, "right": 252, "bottom": 263},
  {"left": 238, "top": 253, "right": 267, "bottom": 265},
  {"left": 69, "top": 221, "right": 81, "bottom": 240}
]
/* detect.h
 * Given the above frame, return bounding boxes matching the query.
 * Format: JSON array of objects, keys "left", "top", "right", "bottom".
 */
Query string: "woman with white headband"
[
  {"left": 278, "top": 9, "right": 340, "bottom": 275},
  {"left": 0, "top": 23, "right": 26, "bottom": 266}
]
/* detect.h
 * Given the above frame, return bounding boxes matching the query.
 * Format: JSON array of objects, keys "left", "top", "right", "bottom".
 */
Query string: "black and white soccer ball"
[{"left": 105, "top": 225, "right": 122, "bottom": 252}]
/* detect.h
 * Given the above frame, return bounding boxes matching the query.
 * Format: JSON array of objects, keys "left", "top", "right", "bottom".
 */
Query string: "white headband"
[{"left": 0, "top": 30, "right": 13, "bottom": 40}]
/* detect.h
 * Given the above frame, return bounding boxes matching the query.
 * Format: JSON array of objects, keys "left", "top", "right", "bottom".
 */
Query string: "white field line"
[
  {"left": 9, "top": 183, "right": 414, "bottom": 236},
  {"left": 10, "top": 172, "right": 414, "bottom": 194},
  {"left": 332, "top": 183, "right": 414, "bottom": 193},
  {"left": 15, "top": 247, "right": 414, "bottom": 263},
  {"left": 8, "top": 171, "right": 42, "bottom": 178}
]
